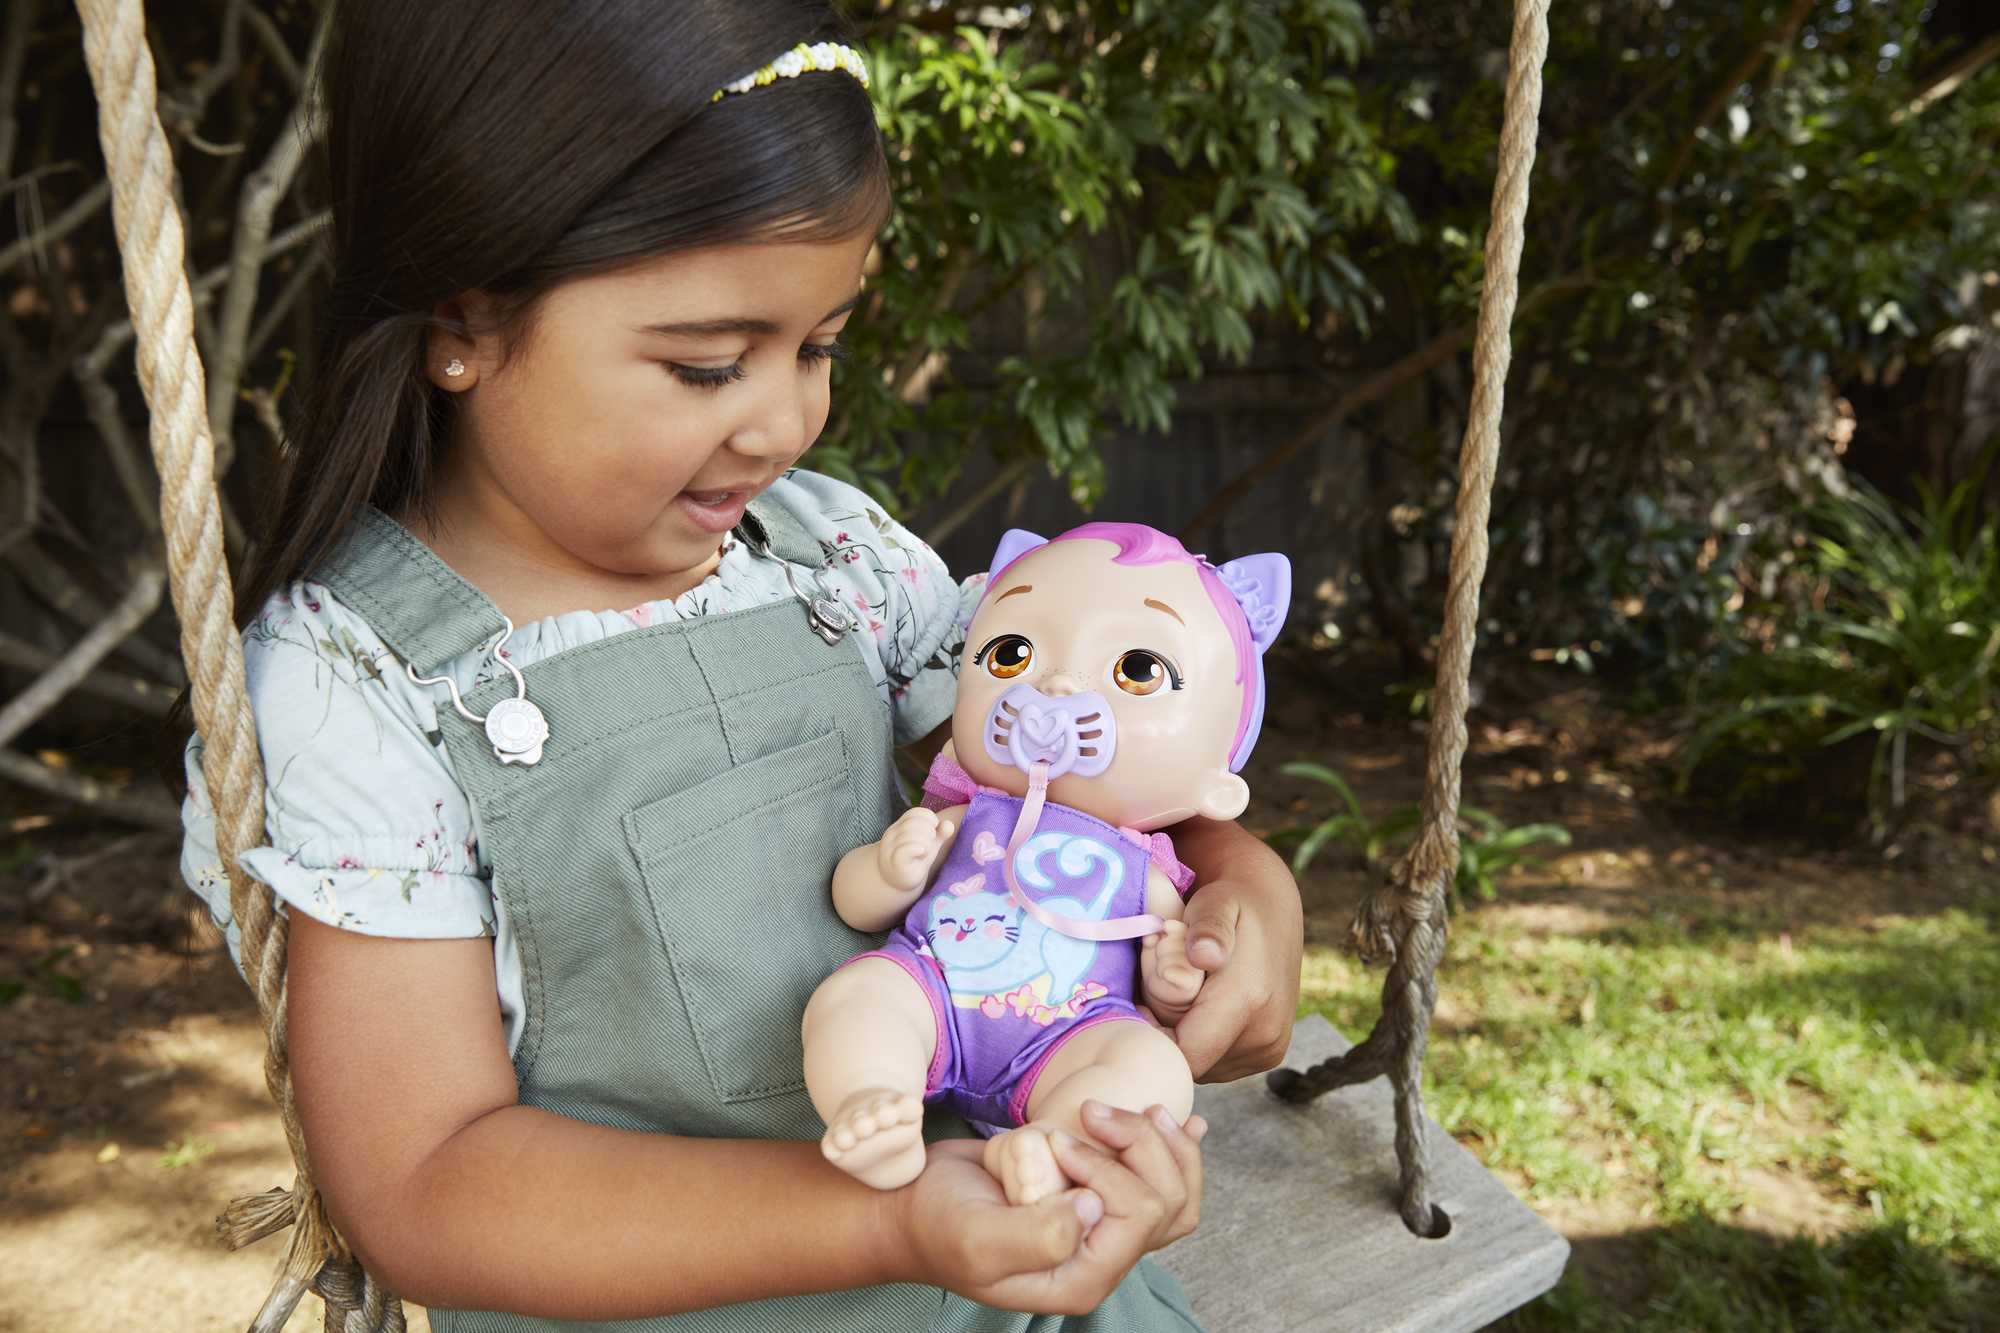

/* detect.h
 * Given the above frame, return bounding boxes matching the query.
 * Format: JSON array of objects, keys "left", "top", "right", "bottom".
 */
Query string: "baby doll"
[{"left": 802, "top": 522, "right": 1289, "bottom": 1205}]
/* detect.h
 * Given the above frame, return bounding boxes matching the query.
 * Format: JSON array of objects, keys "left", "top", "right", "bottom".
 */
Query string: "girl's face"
[{"left": 431, "top": 233, "right": 875, "bottom": 590}]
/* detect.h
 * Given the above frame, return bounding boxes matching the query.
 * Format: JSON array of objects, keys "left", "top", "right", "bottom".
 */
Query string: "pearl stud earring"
[{"left": 444, "top": 358, "right": 466, "bottom": 378}]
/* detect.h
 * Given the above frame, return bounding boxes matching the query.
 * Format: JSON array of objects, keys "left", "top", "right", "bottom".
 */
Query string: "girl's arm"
[
  {"left": 289, "top": 914, "right": 1119, "bottom": 1318},
  {"left": 1160, "top": 814, "right": 1305, "bottom": 1082}
]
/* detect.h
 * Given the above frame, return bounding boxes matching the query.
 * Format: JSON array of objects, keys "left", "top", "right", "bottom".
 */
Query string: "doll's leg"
[
  {"left": 802, "top": 955, "right": 940, "bottom": 1189},
  {"left": 984, "top": 1017, "right": 1194, "bottom": 1205}
]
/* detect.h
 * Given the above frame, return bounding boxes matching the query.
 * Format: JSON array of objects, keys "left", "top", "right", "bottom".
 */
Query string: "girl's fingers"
[
  {"left": 970, "top": 1187, "right": 1093, "bottom": 1283},
  {"left": 1047, "top": 1125, "right": 1175, "bottom": 1247},
  {"left": 1150, "top": 1107, "right": 1205, "bottom": 1240},
  {"left": 1076, "top": 1100, "right": 1193, "bottom": 1234}
]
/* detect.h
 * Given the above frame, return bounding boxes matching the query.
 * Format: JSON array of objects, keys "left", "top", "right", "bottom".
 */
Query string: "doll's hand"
[
  {"left": 1139, "top": 921, "right": 1203, "bottom": 1023},
  {"left": 876, "top": 808, "right": 955, "bottom": 895}
]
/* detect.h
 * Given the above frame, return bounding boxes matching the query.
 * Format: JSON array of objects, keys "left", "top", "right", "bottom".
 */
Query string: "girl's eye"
[
  {"left": 665, "top": 362, "right": 746, "bottom": 391},
  {"left": 1113, "top": 650, "right": 1181, "bottom": 696},
  {"left": 978, "top": 634, "right": 1033, "bottom": 679},
  {"left": 666, "top": 340, "right": 848, "bottom": 391}
]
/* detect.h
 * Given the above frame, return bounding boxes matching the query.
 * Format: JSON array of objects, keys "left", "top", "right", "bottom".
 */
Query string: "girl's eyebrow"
[{"left": 634, "top": 294, "right": 861, "bottom": 339}]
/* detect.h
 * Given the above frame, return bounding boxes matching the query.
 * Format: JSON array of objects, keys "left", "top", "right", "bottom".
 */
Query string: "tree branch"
[
  {"left": 0, "top": 563, "right": 166, "bottom": 751},
  {"left": 0, "top": 747, "right": 178, "bottom": 828},
  {"left": 924, "top": 453, "right": 1028, "bottom": 547},
  {"left": 240, "top": 3, "right": 303, "bottom": 91},
  {"left": 1176, "top": 272, "right": 1592, "bottom": 543},
  {"left": 0, "top": 0, "right": 34, "bottom": 179},
  {"left": 0, "top": 179, "right": 110, "bottom": 279},
  {"left": 207, "top": 2, "right": 330, "bottom": 476},
  {"left": 1894, "top": 30, "right": 2000, "bottom": 124},
  {"left": 4, "top": 539, "right": 185, "bottom": 683},
  {"left": 0, "top": 630, "right": 176, "bottom": 717},
  {"left": 1658, "top": 0, "right": 1816, "bottom": 199}
]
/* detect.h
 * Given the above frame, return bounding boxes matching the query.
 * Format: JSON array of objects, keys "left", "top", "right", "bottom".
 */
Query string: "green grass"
[{"left": 1299, "top": 899, "right": 2000, "bottom": 1330}]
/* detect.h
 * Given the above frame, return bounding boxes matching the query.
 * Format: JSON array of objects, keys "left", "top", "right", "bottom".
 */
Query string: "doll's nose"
[{"left": 1037, "top": 668, "right": 1091, "bottom": 697}]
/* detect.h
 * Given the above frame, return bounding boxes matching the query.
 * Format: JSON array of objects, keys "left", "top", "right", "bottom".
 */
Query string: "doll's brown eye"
[
  {"left": 981, "top": 635, "right": 1033, "bottom": 679},
  {"left": 1113, "top": 650, "right": 1173, "bottom": 696}
]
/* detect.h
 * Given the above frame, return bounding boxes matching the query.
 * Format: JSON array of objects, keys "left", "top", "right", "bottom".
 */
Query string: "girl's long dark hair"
[{"left": 236, "top": 0, "right": 888, "bottom": 624}]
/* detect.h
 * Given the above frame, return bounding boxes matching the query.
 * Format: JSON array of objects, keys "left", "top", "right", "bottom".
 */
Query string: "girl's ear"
[
  {"left": 425, "top": 295, "right": 485, "bottom": 392},
  {"left": 1196, "top": 770, "right": 1251, "bottom": 822}
]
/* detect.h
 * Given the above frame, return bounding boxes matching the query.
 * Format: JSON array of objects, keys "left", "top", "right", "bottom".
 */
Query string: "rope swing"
[
  {"left": 71, "top": 0, "right": 1549, "bottom": 1323},
  {"left": 1269, "top": 0, "right": 1551, "bottom": 1241}
]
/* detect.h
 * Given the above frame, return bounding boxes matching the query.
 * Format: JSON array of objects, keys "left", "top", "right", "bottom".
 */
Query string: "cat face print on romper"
[{"left": 922, "top": 830, "right": 1122, "bottom": 1024}]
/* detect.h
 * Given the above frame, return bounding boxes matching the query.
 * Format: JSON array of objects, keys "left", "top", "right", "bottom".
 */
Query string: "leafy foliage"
[
  {"left": 1327, "top": 0, "right": 2000, "bottom": 682},
  {"left": 1677, "top": 468, "right": 2000, "bottom": 836},
  {"left": 822, "top": 1, "right": 1410, "bottom": 508},
  {"left": 1274, "top": 759, "right": 1571, "bottom": 904}
]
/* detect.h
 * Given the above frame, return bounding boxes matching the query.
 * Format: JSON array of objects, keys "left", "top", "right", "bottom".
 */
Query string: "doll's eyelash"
[{"left": 665, "top": 340, "right": 848, "bottom": 392}]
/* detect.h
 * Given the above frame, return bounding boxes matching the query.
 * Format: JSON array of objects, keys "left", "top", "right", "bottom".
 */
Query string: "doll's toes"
[
  {"left": 821, "top": 1089, "right": 926, "bottom": 1190},
  {"left": 983, "top": 1126, "right": 1066, "bottom": 1207}
]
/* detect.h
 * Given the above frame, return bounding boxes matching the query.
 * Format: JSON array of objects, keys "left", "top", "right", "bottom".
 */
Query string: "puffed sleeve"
[
  {"left": 178, "top": 581, "right": 496, "bottom": 974},
  {"left": 767, "top": 471, "right": 983, "bottom": 746}
]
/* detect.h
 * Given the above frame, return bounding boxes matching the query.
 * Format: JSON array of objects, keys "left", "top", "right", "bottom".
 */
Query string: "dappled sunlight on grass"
[{"left": 1298, "top": 900, "right": 2000, "bottom": 1328}]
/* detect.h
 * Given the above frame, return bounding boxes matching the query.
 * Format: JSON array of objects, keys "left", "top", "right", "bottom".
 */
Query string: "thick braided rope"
[
  {"left": 1269, "top": 0, "right": 1549, "bottom": 1239},
  {"left": 73, "top": 4, "right": 396, "bottom": 1330}
]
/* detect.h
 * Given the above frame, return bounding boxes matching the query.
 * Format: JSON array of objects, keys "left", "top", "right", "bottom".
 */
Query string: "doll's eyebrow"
[
  {"left": 995, "top": 585, "right": 1033, "bottom": 602},
  {"left": 1144, "top": 598, "right": 1184, "bottom": 625},
  {"left": 634, "top": 294, "right": 861, "bottom": 339}
]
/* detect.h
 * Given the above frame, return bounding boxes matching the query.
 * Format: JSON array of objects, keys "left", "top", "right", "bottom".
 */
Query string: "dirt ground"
[{"left": 3, "top": 651, "right": 1994, "bottom": 1331}]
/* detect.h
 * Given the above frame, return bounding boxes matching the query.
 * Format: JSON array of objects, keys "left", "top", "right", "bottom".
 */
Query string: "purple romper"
[{"left": 845, "top": 755, "right": 1194, "bottom": 1134}]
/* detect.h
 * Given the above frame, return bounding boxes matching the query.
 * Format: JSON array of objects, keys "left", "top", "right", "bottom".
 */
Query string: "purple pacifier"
[{"left": 983, "top": 682, "right": 1118, "bottom": 780}]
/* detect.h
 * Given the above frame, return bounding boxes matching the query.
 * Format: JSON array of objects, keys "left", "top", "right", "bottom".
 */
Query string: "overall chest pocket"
[{"left": 625, "top": 728, "right": 881, "bottom": 1105}]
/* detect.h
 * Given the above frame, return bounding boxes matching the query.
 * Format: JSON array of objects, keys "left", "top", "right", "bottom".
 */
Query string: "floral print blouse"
[{"left": 180, "top": 471, "right": 987, "bottom": 1053}]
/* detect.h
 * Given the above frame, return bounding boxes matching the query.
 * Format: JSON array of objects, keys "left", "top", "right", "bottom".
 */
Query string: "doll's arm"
[
  {"left": 831, "top": 803, "right": 969, "bottom": 931},
  {"left": 1138, "top": 867, "right": 1204, "bottom": 1025}
]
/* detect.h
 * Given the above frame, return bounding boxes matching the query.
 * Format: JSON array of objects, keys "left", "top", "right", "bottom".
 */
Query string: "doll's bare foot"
[
  {"left": 982, "top": 1125, "right": 1068, "bottom": 1205},
  {"left": 821, "top": 1088, "right": 927, "bottom": 1189}
]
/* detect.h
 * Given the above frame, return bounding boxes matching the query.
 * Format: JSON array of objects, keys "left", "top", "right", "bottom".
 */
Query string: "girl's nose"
[{"left": 728, "top": 375, "right": 812, "bottom": 462}]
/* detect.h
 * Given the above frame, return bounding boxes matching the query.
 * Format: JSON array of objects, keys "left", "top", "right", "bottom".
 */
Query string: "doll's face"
[{"left": 951, "top": 539, "right": 1250, "bottom": 830}]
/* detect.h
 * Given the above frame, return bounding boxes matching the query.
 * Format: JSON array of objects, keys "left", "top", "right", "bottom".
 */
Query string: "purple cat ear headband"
[{"left": 980, "top": 526, "right": 1290, "bottom": 773}]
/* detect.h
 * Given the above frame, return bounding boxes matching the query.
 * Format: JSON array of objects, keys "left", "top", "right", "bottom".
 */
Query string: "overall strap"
[
  {"left": 311, "top": 506, "right": 507, "bottom": 675},
  {"left": 742, "top": 490, "right": 829, "bottom": 568}
]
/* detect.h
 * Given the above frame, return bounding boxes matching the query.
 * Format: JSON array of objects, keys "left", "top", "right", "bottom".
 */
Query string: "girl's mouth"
[{"left": 675, "top": 487, "right": 751, "bottom": 534}]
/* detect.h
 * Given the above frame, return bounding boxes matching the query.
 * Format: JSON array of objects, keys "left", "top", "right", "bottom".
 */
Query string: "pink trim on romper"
[
  {"left": 842, "top": 949, "right": 951, "bottom": 1095},
  {"left": 1005, "top": 1012, "right": 1152, "bottom": 1128}
]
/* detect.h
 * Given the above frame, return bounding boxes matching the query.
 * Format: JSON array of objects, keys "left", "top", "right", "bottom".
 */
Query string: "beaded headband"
[{"left": 711, "top": 41, "right": 871, "bottom": 103}]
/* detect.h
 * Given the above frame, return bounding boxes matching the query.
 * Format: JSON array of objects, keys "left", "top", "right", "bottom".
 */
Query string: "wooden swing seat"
[{"left": 1160, "top": 1017, "right": 1569, "bottom": 1331}]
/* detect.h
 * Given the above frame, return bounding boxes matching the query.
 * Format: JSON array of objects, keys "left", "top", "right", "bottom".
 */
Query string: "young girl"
[{"left": 179, "top": 3, "right": 1302, "bottom": 1328}]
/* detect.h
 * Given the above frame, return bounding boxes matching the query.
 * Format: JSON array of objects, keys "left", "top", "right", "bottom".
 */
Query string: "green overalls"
[{"left": 313, "top": 501, "right": 1202, "bottom": 1332}]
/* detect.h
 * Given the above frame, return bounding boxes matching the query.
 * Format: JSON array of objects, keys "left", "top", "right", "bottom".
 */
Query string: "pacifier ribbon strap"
[{"left": 1001, "top": 762, "right": 1165, "bottom": 942}]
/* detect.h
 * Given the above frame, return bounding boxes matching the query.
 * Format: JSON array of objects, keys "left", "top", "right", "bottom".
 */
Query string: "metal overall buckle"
[
  {"left": 405, "top": 618, "right": 549, "bottom": 766},
  {"left": 733, "top": 514, "right": 855, "bottom": 645}
]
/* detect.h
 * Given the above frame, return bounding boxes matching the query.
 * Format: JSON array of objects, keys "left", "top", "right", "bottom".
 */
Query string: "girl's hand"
[
  {"left": 894, "top": 1111, "right": 1204, "bottom": 1316},
  {"left": 1168, "top": 819, "right": 1305, "bottom": 1083},
  {"left": 1074, "top": 1099, "right": 1206, "bottom": 1245}
]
